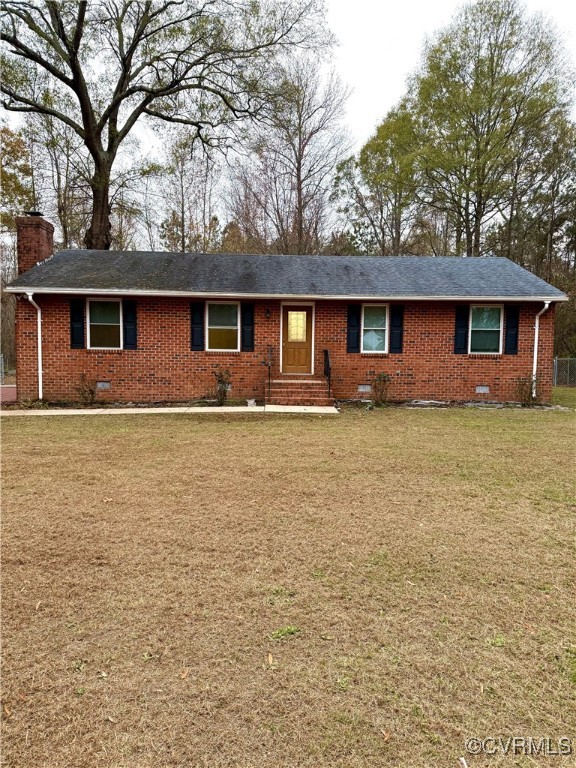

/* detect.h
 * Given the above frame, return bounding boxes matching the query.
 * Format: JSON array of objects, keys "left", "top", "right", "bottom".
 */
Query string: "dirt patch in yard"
[{"left": 2, "top": 409, "right": 575, "bottom": 767}]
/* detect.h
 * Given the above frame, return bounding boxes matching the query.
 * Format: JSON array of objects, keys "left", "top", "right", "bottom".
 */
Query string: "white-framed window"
[
  {"left": 469, "top": 305, "right": 503, "bottom": 354},
  {"left": 361, "top": 304, "right": 388, "bottom": 353},
  {"left": 206, "top": 302, "right": 240, "bottom": 351},
  {"left": 87, "top": 299, "right": 122, "bottom": 349}
]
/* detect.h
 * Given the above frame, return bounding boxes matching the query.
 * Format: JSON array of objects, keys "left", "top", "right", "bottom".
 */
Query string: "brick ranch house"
[{"left": 7, "top": 214, "right": 567, "bottom": 406}]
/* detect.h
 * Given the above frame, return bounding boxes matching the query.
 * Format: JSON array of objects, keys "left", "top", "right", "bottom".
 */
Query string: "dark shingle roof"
[{"left": 7, "top": 250, "right": 566, "bottom": 300}]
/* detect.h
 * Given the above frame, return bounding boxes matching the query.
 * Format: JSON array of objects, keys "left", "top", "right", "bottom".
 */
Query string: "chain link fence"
[{"left": 553, "top": 358, "right": 576, "bottom": 387}]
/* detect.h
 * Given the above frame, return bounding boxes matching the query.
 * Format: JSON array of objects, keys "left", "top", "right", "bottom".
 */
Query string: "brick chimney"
[{"left": 16, "top": 212, "right": 54, "bottom": 275}]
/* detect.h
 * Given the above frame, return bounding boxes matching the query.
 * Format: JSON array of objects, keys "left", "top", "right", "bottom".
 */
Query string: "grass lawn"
[
  {"left": 2, "top": 408, "right": 575, "bottom": 767},
  {"left": 553, "top": 386, "right": 576, "bottom": 408}
]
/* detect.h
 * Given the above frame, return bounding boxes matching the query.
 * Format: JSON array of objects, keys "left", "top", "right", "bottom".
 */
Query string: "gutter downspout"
[
  {"left": 26, "top": 293, "right": 43, "bottom": 400},
  {"left": 532, "top": 301, "right": 551, "bottom": 400}
]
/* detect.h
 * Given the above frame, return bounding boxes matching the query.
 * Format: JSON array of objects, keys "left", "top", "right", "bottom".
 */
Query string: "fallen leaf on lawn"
[
  {"left": 180, "top": 669, "right": 189, "bottom": 679},
  {"left": 268, "top": 653, "right": 273, "bottom": 666},
  {"left": 381, "top": 730, "right": 391, "bottom": 742},
  {"left": 3, "top": 705, "right": 12, "bottom": 718},
  {"left": 105, "top": 716, "right": 116, "bottom": 723}
]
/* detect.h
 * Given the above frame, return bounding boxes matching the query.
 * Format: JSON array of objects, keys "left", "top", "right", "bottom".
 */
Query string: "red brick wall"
[
  {"left": 313, "top": 301, "right": 555, "bottom": 403},
  {"left": 15, "top": 296, "right": 556, "bottom": 403},
  {"left": 16, "top": 217, "right": 54, "bottom": 274}
]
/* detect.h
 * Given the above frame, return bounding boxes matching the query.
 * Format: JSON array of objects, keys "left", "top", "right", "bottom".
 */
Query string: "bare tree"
[
  {"left": 223, "top": 174, "right": 271, "bottom": 253},
  {"left": 158, "top": 130, "right": 221, "bottom": 252},
  {"left": 22, "top": 112, "right": 158, "bottom": 250},
  {"left": 1, "top": 0, "right": 330, "bottom": 249},
  {"left": 23, "top": 113, "right": 92, "bottom": 248},
  {"left": 227, "top": 56, "right": 350, "bottom": 254},
  {"left": 138, "top": 165, "right": 165, "bottom": 251}
]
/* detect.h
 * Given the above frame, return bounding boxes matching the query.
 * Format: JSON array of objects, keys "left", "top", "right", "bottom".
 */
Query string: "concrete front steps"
[{"left": 266, "top": 378, "right": 334, "bottom": 406}]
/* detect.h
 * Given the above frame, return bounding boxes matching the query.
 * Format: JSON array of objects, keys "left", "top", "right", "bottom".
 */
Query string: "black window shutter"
[
  {"left": 191, "top": 301, "right": 205, "bottom": 351},
  {"left": 123, "top": 300, "right": 137, "bottom": 350},
  {"left": 347, "top": 304, "right": 361, "bottom": 353},
  {"left": 504, "top": 305, "right": 519, "bottom": 355},
  {"left": 241, "top": 302, "right": 255, "bottom": 352},
  {"left": 70, "top": 299, "right": 85, "bottom": 349},
  {"left": 389, "top": 305, "right": 404, "bottom": 353},
  {"left": 454, "top": 305, "right": 469, "bottom": 354}
]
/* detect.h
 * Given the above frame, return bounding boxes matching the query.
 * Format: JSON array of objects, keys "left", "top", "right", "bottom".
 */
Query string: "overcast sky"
[{"left": 326, "top": 0, "right": 576, "bottom": 149}]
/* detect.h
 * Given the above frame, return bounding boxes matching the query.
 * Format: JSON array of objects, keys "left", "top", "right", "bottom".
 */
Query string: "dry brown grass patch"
[{"left": 2, "top": 408, "right": 575, "bottom": 767}]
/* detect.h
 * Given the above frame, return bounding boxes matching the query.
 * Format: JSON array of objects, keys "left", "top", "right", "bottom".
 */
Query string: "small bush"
[
  {"left": 213, "top": 367, "right": 232, "bottom": 406},
  {"left": 75, "top": 373, "right": 97, "bottom": 405},
  {"left": 515, "top": 376, "right": 540, "bottom": 407},
  {"left": 17, "top": 398, "right": 48, "bottom": 409},
  {"left": 372, "top": 372, "right": 391, "bottom": 406}
]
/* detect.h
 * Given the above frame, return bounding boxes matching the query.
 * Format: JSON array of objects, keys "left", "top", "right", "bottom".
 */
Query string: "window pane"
[
  {"left": 470, "top": 329, "right": 500, "bottom": 352},
  {"left": 363, "top": 306, "right": 387, "bottom": 329},
  {"left": 363, "top": 329, "right": 387, "bottom": 352},
  {"left": 90, "top": 324, "right": 121, "bottom": 348},
  {"left": 471, "top": 306, "right": 500, "bottom": 330},
  {"left": 287, "top": 311, "right": 306, "bottom": 342},
  {"left": 208, "top": 303, "right": 238, "bottom": 327},
  {"left": 90, "top": 301, "right": 120, "bottom": 324},
  {"left": 208, "top": 328, "right": 238, "bottom": 350}
]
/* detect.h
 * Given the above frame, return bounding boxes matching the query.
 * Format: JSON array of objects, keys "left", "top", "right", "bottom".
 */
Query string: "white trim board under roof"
[{"left": 5, "top": 287, "right": 566, "bottom": 302}]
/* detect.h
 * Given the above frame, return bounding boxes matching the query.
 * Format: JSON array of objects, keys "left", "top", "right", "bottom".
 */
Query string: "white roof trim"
[{"left": 5, "top": 285, "right": 567, "bottom": 302}]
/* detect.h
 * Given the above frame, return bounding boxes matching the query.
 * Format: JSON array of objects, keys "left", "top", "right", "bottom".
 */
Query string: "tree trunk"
[
  {"left": 296, "top": 158, "right": 304, "bottom": 255},
  {"left": 393, "top": 191, "right": 401, "bottom": 254},
  {"left": 545, "top": 175, "right": 558, "bottom": 282},
  {"left": 442, "top": 212, "right": 450, "bottom": 256},
  {"left": 506, "top": 158, "right": 521, "bottom": 262},
  {"left": 464, "top": 196, "right": 473, "bottom": 257},
  {"left": 473, "top": 198, "right": 482, "bottom": 257},
  {"left": 180, "top": 170, "right": 186, "bottom": 253},
  {"left": 455, "top": 216, "right": 463, "bottom": 257},
  {"left": 85, "top": 165, "right": 112, "bottom": 249}
]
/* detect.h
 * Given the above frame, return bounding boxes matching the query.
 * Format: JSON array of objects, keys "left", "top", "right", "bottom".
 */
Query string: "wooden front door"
[{"left": 282, "top": 305, "right": 313, "bottom": 374}]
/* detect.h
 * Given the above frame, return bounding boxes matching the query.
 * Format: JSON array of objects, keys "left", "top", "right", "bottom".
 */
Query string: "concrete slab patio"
[{"left": 0, "top": 404, "right": 339, "bottom": 417}]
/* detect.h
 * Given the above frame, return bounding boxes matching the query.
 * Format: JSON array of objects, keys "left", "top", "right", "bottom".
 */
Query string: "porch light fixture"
[{"left": 266, "top": 307, "right": 272, "bottom": 319}]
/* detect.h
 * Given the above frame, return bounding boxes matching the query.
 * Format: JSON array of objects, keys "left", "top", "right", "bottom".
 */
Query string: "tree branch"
[
  {"left": 0, "top": 32, "right": 74, "bottom": 88},
  {"left": 1, "top": 86, "right": 85, "bottom": 138}
]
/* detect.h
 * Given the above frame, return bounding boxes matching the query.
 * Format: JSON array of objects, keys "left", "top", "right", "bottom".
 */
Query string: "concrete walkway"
[{"left": 1, "top": 404, "right": 339, "bottom": 417}]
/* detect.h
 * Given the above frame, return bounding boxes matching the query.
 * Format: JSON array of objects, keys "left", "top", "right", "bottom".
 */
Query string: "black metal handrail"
[
  {"left": 262, "top": 346, "right": 273, "bottom": 400},
  {"left": 323, "top": 349, "right": 332, "bottom": 398}
]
